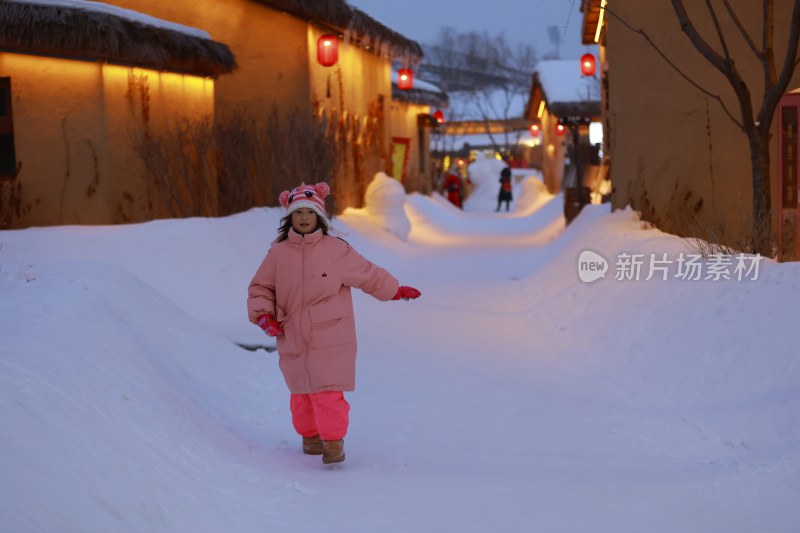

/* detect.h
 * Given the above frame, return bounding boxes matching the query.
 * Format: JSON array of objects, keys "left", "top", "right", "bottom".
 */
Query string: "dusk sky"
[{"left": 348, "top": 0, "right": 588, "bottom": 61}]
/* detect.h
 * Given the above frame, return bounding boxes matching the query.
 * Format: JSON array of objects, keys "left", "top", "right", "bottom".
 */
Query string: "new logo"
[{"left": 577, "top": 250, "right": 608, "bottom": 283}]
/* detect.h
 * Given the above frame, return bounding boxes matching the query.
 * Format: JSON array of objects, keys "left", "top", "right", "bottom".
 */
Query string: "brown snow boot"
[
  {"left": 322, "top": 439, "right": 345, "bottom": 464},
  {"left": 302, "top": 435, "right": 323, "bottom": 455}
]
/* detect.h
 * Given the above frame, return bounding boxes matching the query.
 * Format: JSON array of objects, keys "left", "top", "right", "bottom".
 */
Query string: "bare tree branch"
[
  {"left": 671, "top": 1, "right": 731, "bottom": 72},
  {"left": 704, "top": 0, "right": 731, "bottom": 60},
  {"left": 671, "top": 0, "right": 754, "bottom": 132},
  {"left": 719, "top": 0, "right": 760, "bottom": 57},
  {"left": 759, "top": 0, "right": 800, "bottom": 128},
  {"left": 720, "top": 0, "right": 775, "bottom": 109},
  {"left": 586, "top": 0, "right": 743, "bottom": 128},
  {"left": 763, "top": 0, "right": 772, "bottom": 58},
  {"left": 755, "top": 0, "right": 777, "bottom": 127}
]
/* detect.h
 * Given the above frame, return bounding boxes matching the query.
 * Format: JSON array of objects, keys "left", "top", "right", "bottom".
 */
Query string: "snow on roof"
[
  {"left": 535, "top": 59, "right": 600, "bottom": 104},
  {"left": 9, "top": 0, "right": 212, "bottom": 40},
  {"left": 391, "top": 70, "right": 442, "bottom": 93},
  {"left": 445, "top": 129, "right": 536, "bottom": 150}
]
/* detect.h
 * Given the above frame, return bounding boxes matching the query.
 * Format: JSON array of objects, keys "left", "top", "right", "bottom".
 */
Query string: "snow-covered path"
[{"left": 1, "top": 170, "right": 799, "bottom": 532}]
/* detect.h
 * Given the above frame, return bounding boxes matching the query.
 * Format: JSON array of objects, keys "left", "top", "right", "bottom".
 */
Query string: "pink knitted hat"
[{"left": 279, "top": 182, "right": 330, "bottom": 220}]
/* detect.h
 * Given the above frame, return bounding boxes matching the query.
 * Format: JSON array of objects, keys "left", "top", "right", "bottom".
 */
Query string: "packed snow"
[
  {"left": 1, "top": 169, "right": 799, "bottom": 532},
  {"left": 535, "top": 59, "right": 601, "bottom": 104},
  {"left": 10, "top": 0, "right": 213, "bottom": 40}
]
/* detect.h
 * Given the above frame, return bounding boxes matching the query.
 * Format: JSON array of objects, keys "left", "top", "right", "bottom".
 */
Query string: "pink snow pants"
[{"left": 290, "top": 391, "right": 350, "bottom": 441}]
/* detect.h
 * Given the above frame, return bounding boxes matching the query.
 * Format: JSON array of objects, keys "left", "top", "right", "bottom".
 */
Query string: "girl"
[{"left": 247, "top": 182, "right": 420, "bottom": 464}]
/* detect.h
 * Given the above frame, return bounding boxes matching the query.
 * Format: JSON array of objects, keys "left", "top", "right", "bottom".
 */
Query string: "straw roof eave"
[
  {"left": 256, "top": 0, "right": 423, "bottom": 63},
  {"left": 0, "top": 2, "right": 237, "bottom": 77},
  {"left": 392, "top": 86, "right": 449, "bottom": 109}
]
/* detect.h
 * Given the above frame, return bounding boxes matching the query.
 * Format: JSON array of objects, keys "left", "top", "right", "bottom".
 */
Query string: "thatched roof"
[
  {"left": 257, "top": 0, "right": 423, "bottom": 64},
  {"left": 524, "top": 63, "right": 601, "bottom": 120},
  {"left": 0, "top": 1, "right": 237, "bottom": 77},
  {"left": 347, "top": 8, "right": 423, "bottom": 64},
  {"left": 256, "top": 0, "right": 353, "bottom": 28},
  {"left": 392, "top": 85, "right": 449, "bottom": 109}
]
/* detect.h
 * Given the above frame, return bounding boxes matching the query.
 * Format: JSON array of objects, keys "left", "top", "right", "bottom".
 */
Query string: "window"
[{"left": 0, "top": 77, "right": 19, "bottom": 177}]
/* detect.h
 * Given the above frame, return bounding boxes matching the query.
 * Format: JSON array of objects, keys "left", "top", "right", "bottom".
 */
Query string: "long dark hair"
[{"left": 276, "top": 212, "right": 329, "bottom": 242}]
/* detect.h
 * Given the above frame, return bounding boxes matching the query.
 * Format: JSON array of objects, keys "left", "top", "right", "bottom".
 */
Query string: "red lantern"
[
  {"left": 317, "top": 35, "right": 338, "bottom": 67},
  {"left": 555, "top": 123, "right": 566, "bottom": 136},
  {"left": 397, "top": 68, "right": 414, "bottom": 90},
  {"left": 433, "top": 109, "right": 445, "bottom": 124},
  {"left": 580, "top": 53, "right": 596, "bottom": 77},
  {"left": 529, "top": 124, "right": 540, "bottom": 136}
]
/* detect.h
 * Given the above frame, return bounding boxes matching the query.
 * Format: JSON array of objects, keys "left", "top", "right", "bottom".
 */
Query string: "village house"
[
  {"left": 0, "top": 0, "right": 235, "bottom": 227},
  {"left": 85, "top": 0, "right": 440, "bottom": 214},
  {"left": 389, "top": 72, "right": 449, "bottom": 192},
  {"left": 524, "top": 59, "right": 603, "bottom": 221},
  {"left": 1, "top": 0, "right": 442, "bottom": 228},
  {"left": 583, "top": 0, "right": 800, "bottom": 257}
]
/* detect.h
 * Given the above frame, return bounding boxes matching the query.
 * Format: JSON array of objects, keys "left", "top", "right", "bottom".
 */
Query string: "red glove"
[
  {"left": 256, "top": 314, "right": 284, "bottom": 336},
  {"left": 392, "top": 286, "right": 421, "bottom": 301}
]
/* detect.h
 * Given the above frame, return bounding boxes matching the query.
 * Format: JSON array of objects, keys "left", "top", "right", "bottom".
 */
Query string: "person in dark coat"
[
  {"left": 496, "top": 167, "right": 513, "bottom": 212},
  {"left": 444, "top": 171, "right": 464, "bottom": 209}
]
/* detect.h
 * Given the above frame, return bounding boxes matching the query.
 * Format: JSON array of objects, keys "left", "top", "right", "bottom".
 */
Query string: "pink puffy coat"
[{"left": 248, "top": 229, "right": 399, "bottom": 394}]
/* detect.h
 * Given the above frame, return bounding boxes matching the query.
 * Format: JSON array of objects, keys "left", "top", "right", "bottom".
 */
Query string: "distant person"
[
  {"left": 444, "top": 171, "right": 463, "bottom": 209},
  {"left": 247, "top": 182, "right": 421, "bottom": 465},
  {"left": 496, "top": 167, "right": 513, "bottom": 212}
]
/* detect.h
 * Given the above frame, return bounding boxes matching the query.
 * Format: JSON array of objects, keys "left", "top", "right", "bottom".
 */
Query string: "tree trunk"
[{"left": 749, "top": 129, "right": 772, "bottom": 255}]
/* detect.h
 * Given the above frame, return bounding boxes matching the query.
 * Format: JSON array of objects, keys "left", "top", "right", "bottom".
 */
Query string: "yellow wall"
[
  {"left": 539, "top": 110, "right": 566, "bottom": 194},
  {"left": 1, "top": 52, "right": 214, "bottom": 226},
  {"left": 307, "top": 26, "right": 394, "bottom": 206},
  {"left": 112, "top": 0, "right": 311, "bottom": 118},
  {"left": 387, "top": 99, "right": 432, "bottom": 194},
  {"left": 4, "top": 1, "right": 427, "bottom": 226},
  {"left": 606, "top": 0, "right": 800, "bottom": 241},
  {"left": 112, "top": 0, "right": 423, "bottom": 209},
  {"left": 101, "top": 65, "right": 215, "bottom": 222}
]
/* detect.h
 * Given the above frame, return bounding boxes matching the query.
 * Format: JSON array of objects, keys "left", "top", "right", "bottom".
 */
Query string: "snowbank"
[
  {"left": 1, "top": 181, "right": 799, "bottom": 532},
  {"left": 362, "top": 172, "right": 411, "bottom": 240}
]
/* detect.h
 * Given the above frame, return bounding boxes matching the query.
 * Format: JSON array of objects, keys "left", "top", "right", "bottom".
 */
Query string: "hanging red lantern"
[
  {"left": 580, "top": 53, "right": 597, "bottom": 77},
  {"left": 555, "top": 123, "right": 567, "bottom": 136},
  {"left": 529, "top": 124, "right": 540, "bottom": 136},
  {"left": 433, "top": 109, "right": 445, "bottom": 124},
  {"left": 397, "top": 68, "right": 414, "bottom": 90},
  {"left": 317, "top": 35, "right": 338, "bottom": 67}
]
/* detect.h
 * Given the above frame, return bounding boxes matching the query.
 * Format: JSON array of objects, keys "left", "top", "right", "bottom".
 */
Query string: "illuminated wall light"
[
  {"left": 589, "top": 121, "right": 604, "bottom": 145},
  {"left": 537, "top": 100, "right": 546, "bottom": 119},
  {"left": 594, "top": 0, "right": 607, "bottom": 43}
]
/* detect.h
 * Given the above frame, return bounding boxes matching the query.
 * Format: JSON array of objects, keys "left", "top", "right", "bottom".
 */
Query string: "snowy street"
[{"left": 1, "top": 165, "right": 799, "bottom": 532}]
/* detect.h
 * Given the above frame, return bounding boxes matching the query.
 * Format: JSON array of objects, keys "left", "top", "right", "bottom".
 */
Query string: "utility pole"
[{"left": 561, "top": 115, "right": 591, "bottom": 223}]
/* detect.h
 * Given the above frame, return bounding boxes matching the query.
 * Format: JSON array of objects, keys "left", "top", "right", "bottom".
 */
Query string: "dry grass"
[
  {"left": 132, "top": 105, "right": 340, "bottom": 219},
  {"left": 682, "top": 206, "right": 774, "bottom": 259},
  {"left": 0, "top": 178, "right": 28, "bottom": 229}
]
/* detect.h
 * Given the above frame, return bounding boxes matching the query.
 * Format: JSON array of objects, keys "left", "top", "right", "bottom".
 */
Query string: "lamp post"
[{"left": 560, "top": 115, "right": 592, "bottom": 223}]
